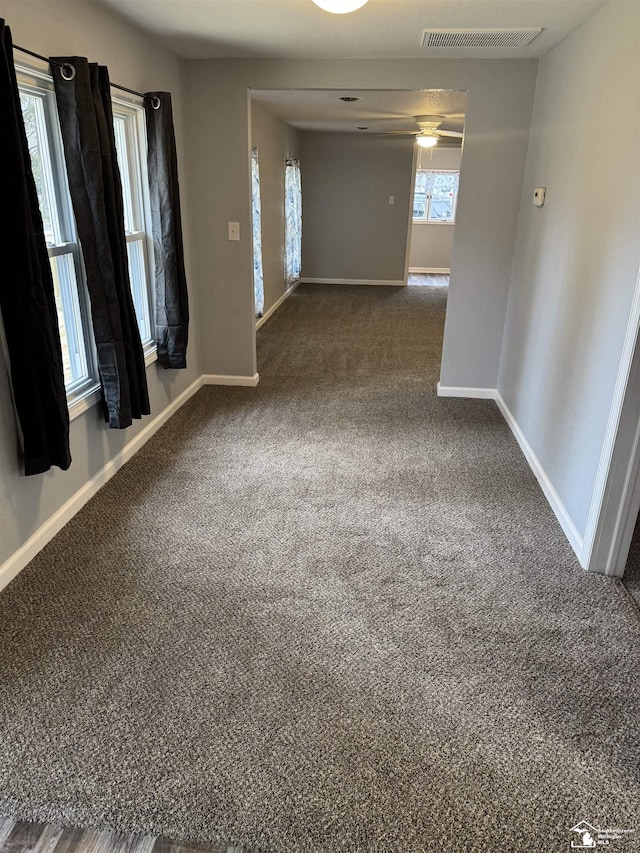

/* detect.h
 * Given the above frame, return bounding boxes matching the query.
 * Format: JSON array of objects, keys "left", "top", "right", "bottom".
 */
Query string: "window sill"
[
  {"left": 412, "top": 220, "right": 456, "bottom": 226},
  {"left": 67, "top": 345, "right": 158, "bottom": 421},
  {"left": 144, "top": 345, "right": 158, "bottom": 367},
  {"left": 68, "top": 383, "right": 102, "bottom": 421}
]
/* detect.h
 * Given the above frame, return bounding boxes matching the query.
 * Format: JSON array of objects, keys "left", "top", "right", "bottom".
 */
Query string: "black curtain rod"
[{"left": 13, "top": 44, "right": 159, "bottom": 106}]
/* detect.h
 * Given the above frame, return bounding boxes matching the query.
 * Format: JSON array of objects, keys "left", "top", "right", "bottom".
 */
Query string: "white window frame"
[
  {"left": 412, "top": 169, "right": 460, "bottom": 225},
  {"left": 17, "top": 65, "right": 101, "bottom": 420},
  {"left": 111, "top": 97, "right": 157, "bottom": 365}
]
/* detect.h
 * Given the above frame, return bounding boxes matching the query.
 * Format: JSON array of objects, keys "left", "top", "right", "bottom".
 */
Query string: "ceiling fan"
[{"left": 377, "top": 115, "right": 464, "bottom": 148}]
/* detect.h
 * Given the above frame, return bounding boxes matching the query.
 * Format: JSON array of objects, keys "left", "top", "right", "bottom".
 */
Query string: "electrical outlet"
[{"left": 389, "top": 195, "right": 395, "bottom": 205}]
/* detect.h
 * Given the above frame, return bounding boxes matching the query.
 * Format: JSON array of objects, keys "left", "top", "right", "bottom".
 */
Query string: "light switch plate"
[{"left": 228, "top": 221, "right": 240, "bottom": 241}]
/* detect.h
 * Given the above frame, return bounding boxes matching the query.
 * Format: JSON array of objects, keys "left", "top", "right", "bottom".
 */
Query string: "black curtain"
[
  {"left": 144, "top": 92, "right": 189, "bottom": 369},
  {"left": 51, "top": 57, "right": 150, "bottom": 428},
  {"left": 0, "top": 20, "right": 71, "bottom": 476}
]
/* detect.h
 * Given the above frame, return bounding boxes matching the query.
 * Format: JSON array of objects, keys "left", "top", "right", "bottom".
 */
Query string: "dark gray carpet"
[{"left": 1, "top": 285, "right": 639, "bottom": 852}]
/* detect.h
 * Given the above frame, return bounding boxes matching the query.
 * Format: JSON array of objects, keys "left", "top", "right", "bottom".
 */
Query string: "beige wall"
[
  {"left": 184, "top": 58, "right": 537, "bottom": 386},
  {"left": 251, "top": 100, "right": 301, "bottom": 317},
  {"left": 499, "top": 0, "right": 640, "bottom": 536},
  {"left": 300, "top": 131, "right": 415, "bottom": 282},
  {"left": 409, "top": 147, "right": 462, "bottom": 273},
  {"left": 0, "top": 0, "right": 200, "bottom": 566}
]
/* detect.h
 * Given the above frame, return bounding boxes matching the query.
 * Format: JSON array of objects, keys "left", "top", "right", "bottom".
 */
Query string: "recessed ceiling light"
[
  {"left": 312, "top": 0, "right": 369, "bottom": 14},
  {"left": 340, "top": 96, "right": 361, "bottom": 102}
]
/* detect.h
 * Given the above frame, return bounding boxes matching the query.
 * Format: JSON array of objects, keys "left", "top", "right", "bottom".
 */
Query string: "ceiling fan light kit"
[
  {"left": 416, "top": 135, "right": 438, "bottom": 148},
  {"left": 376, "top": 115, "right": 464, "bottom": 146},
  {"left": 311, "top": 0, "right": 369, "bottom": 14}
]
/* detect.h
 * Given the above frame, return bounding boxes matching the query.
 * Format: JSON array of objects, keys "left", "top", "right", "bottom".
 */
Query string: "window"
[
  {"left": 413, "top": 169, "right": 459, "bottom": 224},
  {"left": 18, "top": 69, "right": 97, "bottom": 408},
  {"left": 112, "top": 100, "right": 155, "bottom": 353},
  {"left": 284, "top": 159, "right": 302, "bottom": 288},
  {"left": 17, "top": 67, "right": 156, "bottom": 418},
  {"left": 251, "top": 148, "right": 264, "bottom": 318}
]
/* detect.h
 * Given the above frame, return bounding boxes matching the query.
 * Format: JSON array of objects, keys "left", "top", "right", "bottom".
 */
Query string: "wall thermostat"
[{"left": 533, "top": 187, "right": 546, "bottom": 207}]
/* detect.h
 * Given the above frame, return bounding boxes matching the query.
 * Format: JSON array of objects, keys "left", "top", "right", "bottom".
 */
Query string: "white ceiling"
[
  {"left": 251, "top": 88, "right": 467, "bottom": 138},
  {"left": 97, "top": 0, "right": 606, "bottom": 61}
]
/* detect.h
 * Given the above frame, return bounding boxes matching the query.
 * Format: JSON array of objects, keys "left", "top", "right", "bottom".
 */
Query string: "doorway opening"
[
  {"left": 250, "top": 88, "right": 466, "bottom": 325},
  {"left": 582, "top": 266, "right": 640, "bottom": 578},
  {"left": 406, "top": 143, "right": 463, "bottom": 289}
]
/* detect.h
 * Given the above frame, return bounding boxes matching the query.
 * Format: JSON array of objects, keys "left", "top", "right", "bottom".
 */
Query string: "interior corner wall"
[
  {"left": 299, "top": 131, "right": 415, "bottom": 282},
  {"left": 0, "top": 0, "right": 201, "bottom": 568},
  {"left": 409, "top": 147, "right": 462, "bottom": 272},
  {"left": 250, "top": 100, "right": 301, "bottom": 317},
  {"left": 184, "top": 58, "right": 537, "bottom": 386},
  {"left": 498, "top": 0, "right": 640, "bottom": 538}
]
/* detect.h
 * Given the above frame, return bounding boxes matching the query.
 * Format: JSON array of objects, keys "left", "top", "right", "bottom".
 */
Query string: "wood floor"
[{"left": 0, "top": 820, "right": 249, "bottom": 853}]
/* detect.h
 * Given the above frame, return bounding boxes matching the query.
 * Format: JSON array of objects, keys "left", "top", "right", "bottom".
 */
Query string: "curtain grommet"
[
  {"left": 151, "top": 96, "right": 161, "bottom": 110},
  {"left": 61, "top": 63, "right": 76, "bottom": 81}
]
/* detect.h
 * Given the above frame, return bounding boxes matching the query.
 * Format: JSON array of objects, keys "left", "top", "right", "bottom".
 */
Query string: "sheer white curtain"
[
  {"left": 251, "top": 148, "right": 264, "bottom": 317},
  {"left": 285, "top": 159, "right": 302, "bottom": 288}
]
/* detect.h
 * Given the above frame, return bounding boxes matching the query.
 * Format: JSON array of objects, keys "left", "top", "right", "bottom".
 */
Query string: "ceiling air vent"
[{"left": 421, "top": 28, "right": 542, "bottom": 49}]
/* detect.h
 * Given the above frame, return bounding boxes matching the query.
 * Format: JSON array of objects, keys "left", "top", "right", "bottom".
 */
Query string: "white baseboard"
[
  {"left": 409, "top": 267, "right": 450, "bottom": 275},
  {"left": 437, "top": 383, "right": 498, "bottom": 399},
  {"left": 256, "top": 282, "right": 299, "bottom": 330},
  {"left": 0, "top": 376, "right": 204, "bottom": 595},
  {"left": 300, "top": 278, "right": 406, "bottom": 287},
  {"left": 202, "top": 373, "right": 260, "bottom": 387},
  {"left": 495, "top": 392, "right": 584, "bottom": 562}
]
